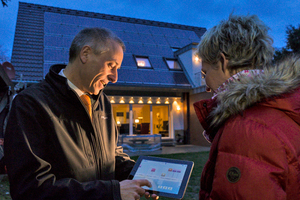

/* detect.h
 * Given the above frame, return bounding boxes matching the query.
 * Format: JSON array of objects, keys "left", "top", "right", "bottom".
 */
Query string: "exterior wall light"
[
  {"left": 110, "top": 97, "right": 115, "bottom": 103},
  {"left": 156, "top": 97, "right": 161, "bottom": 104},
  {"left": 138, "top": 97, "right": 143, "bottom": 104},
  {"left": 165, "top": 98, "right": 169, "bottom": 104},
  {"left": 119, "top": 97, "right": 125, "bottom": 103},
  {"left": 129, "top": 97, "right": 134, "bottom": 104}
]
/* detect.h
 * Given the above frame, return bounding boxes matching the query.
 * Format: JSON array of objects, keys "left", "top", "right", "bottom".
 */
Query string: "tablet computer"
[{"left": 128, "top": 155, "right": 194, "bottom": 200}]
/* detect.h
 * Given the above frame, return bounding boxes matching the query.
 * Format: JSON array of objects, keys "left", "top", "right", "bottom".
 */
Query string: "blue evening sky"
[{"left": 1, "top": 0, "right": 300, "bottom": 59}]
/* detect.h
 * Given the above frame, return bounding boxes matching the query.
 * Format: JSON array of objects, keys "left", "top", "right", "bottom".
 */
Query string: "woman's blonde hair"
[{"left": 196, "top": 14, "right": 274, "bottom": 72}]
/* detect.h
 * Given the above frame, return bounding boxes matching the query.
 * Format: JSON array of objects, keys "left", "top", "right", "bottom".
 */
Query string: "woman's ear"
[
  {"left": 220, "top": 52, "right": 231, "bottom": 77},
  {"left": 79, "top": 46, "right": 91, "bottom": 64}
]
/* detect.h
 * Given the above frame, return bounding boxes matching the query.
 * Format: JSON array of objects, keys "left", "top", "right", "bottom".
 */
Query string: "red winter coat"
[{"left": 194, "top": 59, "right": 300, "bottom": 199}]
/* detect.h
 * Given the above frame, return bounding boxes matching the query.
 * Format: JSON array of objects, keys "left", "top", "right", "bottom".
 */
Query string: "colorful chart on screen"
[{"left": 129, "top": 156, "right": 194, "bottom": 199}]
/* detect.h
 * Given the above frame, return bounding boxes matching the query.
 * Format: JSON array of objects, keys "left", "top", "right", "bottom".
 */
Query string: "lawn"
[{"left": 0, "top": 151, "right": 209, "bottom": 199}]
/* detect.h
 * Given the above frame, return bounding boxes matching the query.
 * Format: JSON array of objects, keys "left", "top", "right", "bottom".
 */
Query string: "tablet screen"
[{"left": 128, "top": 156, "right": 194, "bottom": 199}]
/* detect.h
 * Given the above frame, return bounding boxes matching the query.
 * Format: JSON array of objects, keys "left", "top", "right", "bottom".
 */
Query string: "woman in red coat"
[{"left": 194, "top": 14, "right": 300, "bottom": 199}]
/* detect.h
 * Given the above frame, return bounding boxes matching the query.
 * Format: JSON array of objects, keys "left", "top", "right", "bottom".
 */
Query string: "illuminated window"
[
  {"left": 134, "top": 56, "right": 152, "bottom": 68},
  {"left": 164, "top": 58, "right": 182, "bottom": 70}
]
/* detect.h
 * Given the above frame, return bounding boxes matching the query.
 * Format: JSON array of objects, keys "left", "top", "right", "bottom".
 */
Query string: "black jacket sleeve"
[{"left": 4, "top": 93, "right": 122, "bottom": 200}]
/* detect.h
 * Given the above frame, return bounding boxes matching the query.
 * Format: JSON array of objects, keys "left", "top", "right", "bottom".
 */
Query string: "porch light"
[
  {"left": 135, "top": 119, "right": 139, "bottom": 123},
  {"left": 165, "top": 98, "right": 169, "bottom": 104},
  {"left": 147, "top": 97, "right": 152, "bottom": 104},
  {"left": 194, "top": 54, "right": 201, "bottom": 63},
  {"left": 110, "top": 97, "right": 115, "bottom": 103},
  {"left": 119, "top": 97, "right": 125, "bottom": 103},
  {"left": 138, "top": 97, "right": 143, "bottom": 104},
  {"left": 156, "top": 97, "right": 161, "bottom": 104},
  {"left": 117, "top": 121, "right": 121, "bottom": 125},
  {"left": 129, "top": 97, "right": 134, "bottom": 104}
]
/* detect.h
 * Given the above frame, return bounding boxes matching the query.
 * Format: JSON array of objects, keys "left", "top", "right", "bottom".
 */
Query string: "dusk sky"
[{"left": 1, "top": 0, "right": 300, "bottom": 60}]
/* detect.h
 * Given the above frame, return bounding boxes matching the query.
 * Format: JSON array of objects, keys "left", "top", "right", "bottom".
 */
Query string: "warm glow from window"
[
  {"left": 135, "top": 57, "right": 151, "bottom": 68},
  {"left": 137, "top": 61, "right": 145, "bottom": 66}
]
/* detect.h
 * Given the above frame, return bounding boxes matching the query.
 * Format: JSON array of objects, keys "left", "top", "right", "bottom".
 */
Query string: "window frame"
[
  {"left": 133, "top": 55, "right": 153, "bottom": 69},
  {"left": 163, "top": 57, "right": 182, "bottom": 71}
]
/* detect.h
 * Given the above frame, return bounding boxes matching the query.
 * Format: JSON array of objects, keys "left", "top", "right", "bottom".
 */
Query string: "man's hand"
[{"left": 120, "top": 179, "right": 158, "bottom": 200}]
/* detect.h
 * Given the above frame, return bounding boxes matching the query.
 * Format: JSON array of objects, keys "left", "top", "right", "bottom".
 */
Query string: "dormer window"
[
  {"left": 164, "top": 58, "right": 182, "bottom": 70},
  {"left": 134, "top": 56, "right": 152, "bottom": 68}
]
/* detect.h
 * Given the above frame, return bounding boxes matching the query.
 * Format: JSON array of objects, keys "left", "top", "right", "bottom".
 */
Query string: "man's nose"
[{"left": 109, "top": 68, "right": 118, "bottom": 83}]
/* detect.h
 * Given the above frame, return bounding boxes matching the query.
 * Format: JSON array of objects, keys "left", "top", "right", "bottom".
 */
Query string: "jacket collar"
[
  {"left": 46, "top": 64, "right": 103, "bottom": 102},
  {"left": 194, "top": 57, "right": 300, "bottom": 141}
]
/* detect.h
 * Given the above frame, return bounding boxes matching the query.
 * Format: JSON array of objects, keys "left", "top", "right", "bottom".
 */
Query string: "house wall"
[
  {"left": 189, "top": 91, "right": 213, "bottom": 146},
  {"left": 177, "top": 47, "right": 202, "bottom": 88}
]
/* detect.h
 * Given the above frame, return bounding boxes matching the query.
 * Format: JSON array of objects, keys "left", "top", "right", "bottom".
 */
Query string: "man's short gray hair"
[
  {"left": 69, "top": 27, "right": 125, "bottom": 63},
  {"left": 196, "top": 14, "right": 274, "bottom": 71}
]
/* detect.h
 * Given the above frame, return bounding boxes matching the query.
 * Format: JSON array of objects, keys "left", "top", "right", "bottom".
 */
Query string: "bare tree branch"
[{"left": 1, "top": 0, "right": 10, "bottom": 7}]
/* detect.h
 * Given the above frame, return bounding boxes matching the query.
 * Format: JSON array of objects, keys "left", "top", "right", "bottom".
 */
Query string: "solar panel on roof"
[
  {"left": 185, "top": 31, "right": 200, "bottom": 40},
  {"left": 139, "top": 33, "right": 155, "bottom": 45},
  {"left": 44, "top": 22, "right": 83, "bottom": 36},
  {"left": 173, "top": 29, "right": 188, "bottom": 38},
  {"left": 135, "top": 24, "right": 151, "bottom": 34},
  {"left": 165, "top": 37, "right": 182, "bottom": 48},
  {"left": 156, "top": 46, "right": 174, "bottom": 58},
  {"left": 121, "top": 54, "right": 136, "bottom": 67},
  {"left": 44, "top": 48, "right": 68, "bottom": 63},
  {"left": 141, "top": 44, "right": 159, "bottom": 56},
  {"left": 152, "top": 35, "right": 169, "bottom": 46},
  {"left": 149, "top": 26, "right": 163, "bottom": 35},
  {"left": 148, "top": 56, "right": 169, "bottom": 70},
  {"left": 159, "top": 27, "right": 176, "bottom": 37},
  {"left": 122, "top": 32, "right": 143, "bottom": 43}
]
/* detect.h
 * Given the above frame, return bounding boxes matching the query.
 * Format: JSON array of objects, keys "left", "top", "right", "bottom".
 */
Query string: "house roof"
[{"left": 11, "top": 2, "right": 206, "bottom": 90}]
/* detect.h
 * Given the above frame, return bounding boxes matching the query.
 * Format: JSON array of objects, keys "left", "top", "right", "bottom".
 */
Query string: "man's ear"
[
  {"left": 80, "top": 46, "right": 92, "bottom": 64},
  {"left": 220, "top": 52, "right": 230, "bottom": 76}
]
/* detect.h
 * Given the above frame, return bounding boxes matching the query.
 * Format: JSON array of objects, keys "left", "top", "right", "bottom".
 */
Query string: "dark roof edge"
[
  {"left": 174, "top": 42, "right": 199, "bottom": 56},
  {"left": 19, "top": 2, "right": 206, "bottom": 33},
  {"left": 110, "top": 81, "right": 191, "bottom": 89}
]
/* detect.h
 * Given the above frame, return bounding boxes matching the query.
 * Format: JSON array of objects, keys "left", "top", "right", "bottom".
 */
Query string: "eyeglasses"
[{"left": 201, "top": 70, "right": 206, "bottom": 79}]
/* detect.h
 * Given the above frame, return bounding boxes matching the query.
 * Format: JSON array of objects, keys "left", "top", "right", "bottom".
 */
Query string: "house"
[{"left": 11, "top": 2, "right": 212, "bottom": 147}]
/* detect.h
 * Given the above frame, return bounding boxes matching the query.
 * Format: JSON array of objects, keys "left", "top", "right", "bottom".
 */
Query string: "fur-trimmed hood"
[{"left": 194, "top": 55, "right": 300, "bottom": 133}]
